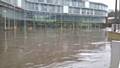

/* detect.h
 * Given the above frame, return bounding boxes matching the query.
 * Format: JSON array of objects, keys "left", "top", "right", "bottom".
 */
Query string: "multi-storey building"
[
  {"left": 1, "top": 0, "right": 18, "bottom": 6},
  {"left": 19, "top": 0, "right": 108, "bottom": 23},
  {"left": 0, "top": 0, "right": 108, "bottom": 28}
]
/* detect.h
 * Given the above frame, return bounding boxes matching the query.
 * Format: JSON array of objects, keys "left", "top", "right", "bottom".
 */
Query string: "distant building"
[
  {"left": 19, "top": 0, "right": 108, "bottom": 23},
  {"left": 0, "top": 0, "right": 108, "bottom": 27},
  {"left": 1, "top": 0, "right": 18, "bottom": 6}
]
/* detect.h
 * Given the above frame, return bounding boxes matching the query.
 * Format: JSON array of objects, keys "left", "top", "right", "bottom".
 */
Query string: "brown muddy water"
[{"left": 0, "top": 28, "right": 110, "bottom": 68}]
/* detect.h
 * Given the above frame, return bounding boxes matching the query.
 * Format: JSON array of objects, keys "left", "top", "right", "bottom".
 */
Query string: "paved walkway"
[{"left": 110, "top": 41, "right": 120, "bottom": 68}]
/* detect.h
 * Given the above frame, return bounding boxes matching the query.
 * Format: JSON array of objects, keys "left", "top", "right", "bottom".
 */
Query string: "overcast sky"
[{"left": 90, "top": 0, "right": 119, "bottom": 10}]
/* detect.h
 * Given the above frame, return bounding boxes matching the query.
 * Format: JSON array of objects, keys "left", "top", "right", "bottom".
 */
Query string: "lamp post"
[
  {"left": 114, "top": 0, "right": 118, "bottom": 32},
  {"left": 118, "top": 0, "right": 120, "bottom": 31}
]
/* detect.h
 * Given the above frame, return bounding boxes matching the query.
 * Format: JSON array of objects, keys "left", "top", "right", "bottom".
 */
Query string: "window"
[
  {"left": 73, "top": 8, "right": 80, "bottom": 14},
  {"left": 72, "top": 1, "right": 76, "bottom": 7},
  {"left": 82, "top": 9, "right": 86, "bottom": 15},
  {"left": 69, "top": 8, "right": 73, "bottom": 13},
  {"left": 78, "top": 2, "right": 85, "bottom": 8},
  {"left": 53, "top": 0, "right": 58, "bottom": 4},
  {"left": 57, "top": 6, "right": 61, "bottom": 13},
  {"left": 41, "top": 4, "right": 48, "bottom": 12},
  {"left": 63, "top": 0, "right": 69, "bottom": 6},
  {"left": 48, "top": 5, "right": 55, "bottom": 12},
  {"left": 38, "top": 0, "right": 44, "bottom": 2},
  {"left": 46, "top": 0, "right": 53, "bottom": 3},
  {"left": 57, "top": 0, "right": 63, "bottom": 5}
]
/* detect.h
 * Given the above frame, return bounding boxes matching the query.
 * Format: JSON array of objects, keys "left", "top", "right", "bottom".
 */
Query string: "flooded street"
[{"left": 0, "top": 28, "right": 110, "bottom": 68}]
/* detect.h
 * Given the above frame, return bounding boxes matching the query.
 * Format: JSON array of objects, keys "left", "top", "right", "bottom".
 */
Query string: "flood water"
[{"left": 0, "top": 28, "right": 110, "bottom": 68}]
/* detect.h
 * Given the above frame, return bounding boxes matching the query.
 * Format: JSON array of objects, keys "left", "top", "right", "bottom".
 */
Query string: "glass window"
[
  {"left": 82, "top": 9, "right": 86, "bottom": 15},
  {"left": 46, "top": 0, "right": 53, "bottom": 3},
  {"left": 41, "top": 4, "right": 48, "bottom": 12},
  {"left": 72, "top": 1, "right": 76, "bottom": 7},
  {"left": 78, "top": 2, "right": 84, "bottom": 8},
  {"left": 38, "top": 0, "right": 44, "bottom": 2},
  {"left": 69, "top": 8, "right": 73, "bottom": 13},
  {"left": 56, "top": 6, "right": 61, "bottom": 13},
  {"left": 69, "top": 1, "right": 72, "bottom": 6},
  {"left": 73, "top": 8, "right": 80, "bottom": 14},
  {"left": 48, "top": 5, "right": 55, "bottom": 12},
  {"left": 58, "top": 0, "right": 63, "bottom": 5},
  {"left": 63, "top": 0, "right": 69, "bottom": 6},
  {"left": 53, "top": 0, "right": 58, "bottom": 4}
]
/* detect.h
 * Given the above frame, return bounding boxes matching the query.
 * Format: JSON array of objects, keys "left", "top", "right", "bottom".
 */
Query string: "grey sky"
[{"left": 90, "top": 0, "right": 119, "bottom": 10}]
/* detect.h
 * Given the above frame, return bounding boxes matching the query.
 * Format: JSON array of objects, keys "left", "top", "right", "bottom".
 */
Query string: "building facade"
[
  {"left": 0, "top": 0, "right": 108, "bottom": 28},
  {"left": 19, "top": 0, "right": 108, "bottom": 23},
  {"left": 1, "top": 0, "right": 18, "bottom": 6}
]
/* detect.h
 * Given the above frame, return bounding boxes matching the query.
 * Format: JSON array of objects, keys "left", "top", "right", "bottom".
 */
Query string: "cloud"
[{"left": 90, "top": 0, "right": 116, "bottom": 10}]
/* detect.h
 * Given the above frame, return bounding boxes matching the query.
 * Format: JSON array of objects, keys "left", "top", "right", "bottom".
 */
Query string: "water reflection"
[
  {"left": 0, "top": 31, "right": 4, "bottom": 54},
  {"left": 0, "top": 28, "right": 110, "bottom": 68}
]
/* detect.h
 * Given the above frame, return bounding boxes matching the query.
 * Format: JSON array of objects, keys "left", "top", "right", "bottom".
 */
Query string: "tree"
[{"left": 108, "top": 11, "right": 120, "bottom": 17}]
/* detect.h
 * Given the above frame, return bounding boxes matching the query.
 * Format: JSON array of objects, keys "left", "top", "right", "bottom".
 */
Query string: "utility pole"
[
  {"left": 119, "top": 0, "right": 120, "bottom": 22},
  {"left": 118, "top": 0, "right": 120, "bottom": 31},
  {"left": 114, "top": 0, "right": 118, "bottom": 32}
]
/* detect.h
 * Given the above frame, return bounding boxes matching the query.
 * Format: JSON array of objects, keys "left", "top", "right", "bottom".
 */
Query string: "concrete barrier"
[{"left": 110, "top": 41, "right": 120, "bottom": 68}]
